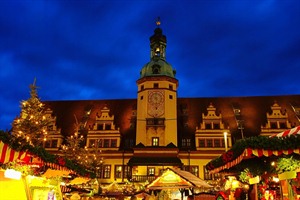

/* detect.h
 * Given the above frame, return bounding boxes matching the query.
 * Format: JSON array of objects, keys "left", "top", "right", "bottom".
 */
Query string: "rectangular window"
[
  {"left": 186, "top": 139, "right": 191, "bottom": 147},
  {"left": 270, "top": 122, "right": 277, "bottom": 129},
  {"left": 207, "top": 139, "right": 213, "bottom": 147},
  {"left": 169, "top": 95, "right": 173, "bottom": 99},
  {"left": 51, "top": 140, "right": 58, "bottom": 148},
  {"left": 148, "top": 167, "right": 155, "bottom": 176},
  {"left": 214, "top": 139, "right": 221, "bottom": 147},
  {"left": 205, "top": 123, "right": 212, "bottom": 129},
  {"left": 124, "top": 166, "right": 131, "bottom": 179},
  {"left": 279, "top": 122, "right": 287, "bottom": 129},
  {"left": 152, "top": 137, "right": 159, "bottom": 146},
  {"left": 190, "top": 166, "right": 199, "bottom": 177},
  {"left": 98, "top": 139, "right": 103, "bottom": 147},
  {"left": 106, "top": 124, "right": 111, "bottom": 130},
  {"left": 169, "top": 84, "right": 173, "bottom": 90},
  {"left": 141, "top": 85, "right": 144, "bottom": 91},
  {"left": 183, "top": 166, "right": 199, "bottom": 177},
  {"left": 203, "top": 166, "right": 212, "bottom": 180},
  {"left": 198, "top": 139, "right": 205, "bottom": 147},
  {"left": 89, "top": 139, "right": 96, "bottom": 148},
  {"left": 182, "top": 139, "right": 187, "bottom": 147},
  {"left": 140, "top": 95, "right": 143, "bottom": 100},
  {"left": 154, "top": 83, "right": 159, "bottom": 88},
  {"left": 45, "top": 141, "right": 51, "bottom": 148},
  {"left": 104, "top": 139, "right": 110, "bottom": 147},
  {"left": 103, "top": 165, "right": 111, "bottom": 179},
  {"left": 213, "top": 123, "right": 220, "bottom": 129},
  {"left": 97, "top": 124, "right": 104, "bottom": 130},
  {"left": 111, "top": 139, "right": 117, "bottom": 147},
  {"left": 115, "top": 165, "right": 122, "bottom": 179},
  {"left": 146, "top": 118, "right": 165, "bottom": 126}
]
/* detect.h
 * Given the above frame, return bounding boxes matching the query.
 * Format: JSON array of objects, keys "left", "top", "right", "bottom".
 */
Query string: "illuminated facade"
[{"left": 43, "top": 22, "right": 300, "bottom": 184}]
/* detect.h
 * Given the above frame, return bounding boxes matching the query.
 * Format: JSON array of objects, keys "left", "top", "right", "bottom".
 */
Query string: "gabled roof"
[{"left": 147, "top": 168, "right": 212, "bottom": 190}]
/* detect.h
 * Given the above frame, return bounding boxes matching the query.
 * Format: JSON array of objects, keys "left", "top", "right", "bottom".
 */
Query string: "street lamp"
[{"left": 224, "top": 132, "right": 228, "bottom": 151}]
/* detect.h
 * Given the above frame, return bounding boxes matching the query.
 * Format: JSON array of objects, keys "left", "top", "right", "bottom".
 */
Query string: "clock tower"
[{"left": 136, "top": 19, "right": 178, "bottom": 147}]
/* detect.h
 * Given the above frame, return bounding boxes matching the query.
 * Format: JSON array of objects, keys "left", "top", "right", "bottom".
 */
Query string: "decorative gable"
[
  {"left": 195, "top": 103, "right": 231, "bottom": 150},
  {"left": 260, "top": 101, "right": 291, "bottom": 136},
  {"left": 87, "top": 106, "right": 121, "bottom": 150}
]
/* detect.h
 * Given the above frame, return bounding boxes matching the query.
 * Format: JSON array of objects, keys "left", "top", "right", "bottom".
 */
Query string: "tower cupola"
[{"left": 139, "top": 18, "right": 176, "bottom": 79}]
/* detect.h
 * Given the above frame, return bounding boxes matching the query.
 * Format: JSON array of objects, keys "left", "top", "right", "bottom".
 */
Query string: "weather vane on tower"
[{"left": 156, "top": 17, "right": 161, "bottom": 27}]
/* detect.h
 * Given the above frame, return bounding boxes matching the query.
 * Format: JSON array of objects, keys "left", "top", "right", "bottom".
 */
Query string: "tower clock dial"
[{"left": 148, "top": 91, "right": 165, "bottom": 117}]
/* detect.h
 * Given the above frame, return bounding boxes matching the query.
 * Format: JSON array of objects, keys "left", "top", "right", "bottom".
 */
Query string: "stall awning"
[
  {"left": 127, "top": 156, "right": 183, "bottom": 166},
  {"left": 0, "top": 141, "right": 30, "bottom": 164},
  {"left": 271, "top": 125, "right": 300, "bottom": 137},
  {"left": 207, "top": 127, "right": 300, "bottom": 174},
  {"left": 208, "top": 148, "right": 300, "bottom": 174}
]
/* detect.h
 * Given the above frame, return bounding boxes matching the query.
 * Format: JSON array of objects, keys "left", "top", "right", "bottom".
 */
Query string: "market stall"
[
  {"left": 0, "top": 131, "right": 95, "bottom": 200},
  {"left": 147, "top": 168, "right": 212, "bottom": 200},
  {"left": 206, "top": 126, "right": 300, "bottom": 200}
]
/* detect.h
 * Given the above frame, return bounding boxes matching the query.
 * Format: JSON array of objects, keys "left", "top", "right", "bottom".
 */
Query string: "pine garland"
[
  {"left": 0, "top": 130, "right": 95, "bottom": 178},
  {"left": 206, "top": 134, "right": 300, "bottom": 171}
]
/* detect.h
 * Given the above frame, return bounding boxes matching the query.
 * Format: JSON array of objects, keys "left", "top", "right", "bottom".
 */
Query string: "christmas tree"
[
  {"left": 61, "top": 118, "right": 104, "bottom": 172},
  {"left": 12, "top": 79, "right": 51, "bottom": 147}
]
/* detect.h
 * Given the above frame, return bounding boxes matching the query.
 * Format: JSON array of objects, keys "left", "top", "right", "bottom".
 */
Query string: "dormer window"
[{"left": 152, "top": 65, "right": 160, "bottom": 74}]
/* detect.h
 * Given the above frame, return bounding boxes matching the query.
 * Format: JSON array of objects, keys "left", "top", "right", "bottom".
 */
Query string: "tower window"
[
  {"left": 153, "top": 83, "right": 159, "bottom": 88},
  {"left": 169, "top": 95, "right": 173, "bottom": 99},
  {"left": 141, "top": 85, "right": 144, "bottom": 91},
  {"left": 140, "top": 95, "right": 143, "bottom": 100},
  {"left": 152, "top": 137, "right": 159, "bottom": 146},
  {"left": 169, "top": 84, "right": 173, "bottom": 90}
]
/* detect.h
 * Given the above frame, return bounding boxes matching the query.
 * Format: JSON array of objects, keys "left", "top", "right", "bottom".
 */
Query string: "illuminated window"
[
  {"left": 103, "top": 165, "right": 111, "bottom": 179},
  {"left": 152, "top": 137, "right": 159, "bottom": 146},
  {"left": 148, "top": 167, "right": 155, "bottom": 176},
  {"left": 182, "top": 138, "right": 191, "bottom": 147},
  {"left": 115, "top": 165, "right": 122, "bottom": 179}
]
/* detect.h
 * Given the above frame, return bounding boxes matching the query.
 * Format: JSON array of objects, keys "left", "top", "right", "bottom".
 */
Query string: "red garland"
[
  {"left": 222, "top": 150, "right": 234, "bottom": 162},
  {"left": 57, "top": 156, "right": 66, "bottom": 166}
]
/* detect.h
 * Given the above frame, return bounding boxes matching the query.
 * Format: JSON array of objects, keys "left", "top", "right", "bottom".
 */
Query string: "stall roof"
[
  {"left": 147, "top": 168, "right": 212, "bottom": 190},
  {"left": 206, "top": 126, "right": 300, "bottom": 174}
]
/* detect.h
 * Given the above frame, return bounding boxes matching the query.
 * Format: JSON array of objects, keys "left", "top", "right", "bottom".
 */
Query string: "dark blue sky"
[{"left": 1, "top": 0, "right": 300, "bottom": 130}]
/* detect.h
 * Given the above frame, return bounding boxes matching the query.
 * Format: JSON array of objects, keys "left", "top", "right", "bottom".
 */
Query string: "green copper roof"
[{"left": 140, "top": 58, "right": 176, "bottom": 78}]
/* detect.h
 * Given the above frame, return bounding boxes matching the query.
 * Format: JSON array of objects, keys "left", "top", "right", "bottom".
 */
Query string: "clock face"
[
  {"left": 148, "top": 91, "right": 164, "bottom": 105},
  {"left": 148, "top": 91, "right": 164, "bottom": 117}
]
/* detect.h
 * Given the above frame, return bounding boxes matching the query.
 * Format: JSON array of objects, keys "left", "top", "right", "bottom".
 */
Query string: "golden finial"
[{"left": 156, "top": 17, "right": 161, "bottom": 26}]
